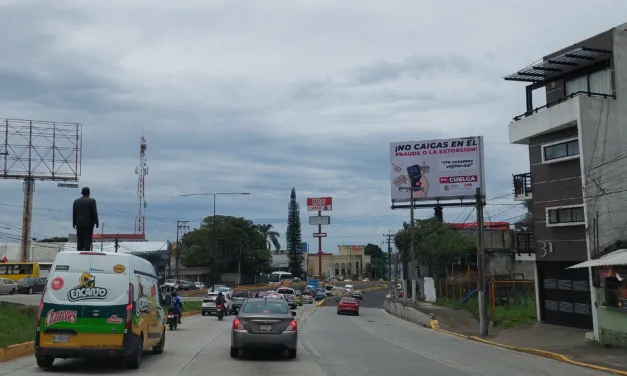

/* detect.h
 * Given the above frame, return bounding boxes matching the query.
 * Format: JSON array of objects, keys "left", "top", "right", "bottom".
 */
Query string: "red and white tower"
[{"left": 134, "top": 130, "right": 148, "bottom": 235}]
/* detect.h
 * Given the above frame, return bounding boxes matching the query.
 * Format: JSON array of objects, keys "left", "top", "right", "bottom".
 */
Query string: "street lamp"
[{"left": 180, "top": 192, "right": 250, "bottom": 291}]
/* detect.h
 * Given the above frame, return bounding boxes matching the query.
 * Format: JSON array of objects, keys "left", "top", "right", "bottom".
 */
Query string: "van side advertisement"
[{"left": 389, "top": 136, "right": 485, "bottom": 202}]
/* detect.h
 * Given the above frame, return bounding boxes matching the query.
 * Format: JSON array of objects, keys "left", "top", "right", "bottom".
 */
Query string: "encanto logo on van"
[
  {"left": 67, "top": 273, "right": 108, "bottom": 302},
  {"left": 45, "top": 309, "right": 77, "bottom": 326}
]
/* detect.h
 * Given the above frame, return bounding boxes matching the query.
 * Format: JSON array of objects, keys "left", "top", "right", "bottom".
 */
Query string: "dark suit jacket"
[{"left": 73, "top": 196, "right": 99, "bottom": 228}]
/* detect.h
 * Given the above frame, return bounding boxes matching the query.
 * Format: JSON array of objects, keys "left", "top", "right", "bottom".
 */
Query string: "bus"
[
  {"left": 0, "top": 262, "right": 41, "bottom": 282},
  {"left": 269, "top": 271, "right": 293, "bottom": 287}
]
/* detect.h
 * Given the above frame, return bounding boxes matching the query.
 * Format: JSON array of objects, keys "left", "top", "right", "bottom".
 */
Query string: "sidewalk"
[{"left": 394, "top": 299, "right": 627, "bottom": 372}]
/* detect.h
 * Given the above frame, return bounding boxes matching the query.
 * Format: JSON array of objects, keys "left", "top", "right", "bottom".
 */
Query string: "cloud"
[{"left": 0, "top": 1, "right": 625, "bottom": 255}]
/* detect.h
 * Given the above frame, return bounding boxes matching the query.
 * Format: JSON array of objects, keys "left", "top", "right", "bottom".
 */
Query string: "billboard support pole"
[
  {"left": 476, "top": 187, "right": 488, "bottom": 336},
  {"left": 408, "top": 187, "right": 414, "bottom": 304},
  {"left": 317, "top": 210, "right": 322, "bottom": 278}
]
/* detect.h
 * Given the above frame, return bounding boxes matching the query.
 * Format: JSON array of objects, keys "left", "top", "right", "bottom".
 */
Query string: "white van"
[{"left": 34, "top": 251, "right": 166, "bottom": 369}]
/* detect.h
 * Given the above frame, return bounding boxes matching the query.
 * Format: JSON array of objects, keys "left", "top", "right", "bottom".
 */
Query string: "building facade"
[
  {"left": 506, "top": 23, "right": 627, "bottom": 340},
  {"left": 307, "top": 245, "right": 372, "bottom": 279}
]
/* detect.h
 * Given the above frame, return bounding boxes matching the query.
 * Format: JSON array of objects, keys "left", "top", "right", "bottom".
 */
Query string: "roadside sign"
[
  {"left": 309, "top": 216, "right": 331, "bottom": 226},
  {"left": 313, "top": 233, "right": 327, "bottom": 238},
  {"left": 57, "top": 183, "right": 79, "bottom": 188},
  {"left": 307, "top": 197, "right": 332, "bottom": 212}
]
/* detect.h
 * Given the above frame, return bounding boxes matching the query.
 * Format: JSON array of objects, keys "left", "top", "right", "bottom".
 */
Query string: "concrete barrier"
[
  {"left": 383, "top": 299, "right": 433, "bottom": 327},
  {"left": 0, "top": 341, "right": 34, "bottom": 363}
]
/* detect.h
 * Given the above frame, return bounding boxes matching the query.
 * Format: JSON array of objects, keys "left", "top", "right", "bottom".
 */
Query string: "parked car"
[
  {"left": 0, "top": 277, "right": 17, "bottom": 295},
  {"left": 337, "top": 297, "right": 359, "bottom": 316},
  {"left": 16, "top": 277, "right": 47, "bottom": 294},
  {"left": 194, "top": 282, "right": 206, "bottom": 289},
  {"left": 230, "top": 297, "right": 298, "bottom": 359}
]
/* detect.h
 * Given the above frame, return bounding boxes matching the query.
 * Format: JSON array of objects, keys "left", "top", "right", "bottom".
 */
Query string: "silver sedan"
[
  {"left": 230, "top": 297, "right": 298, "bottom": 359},
  {"left": 0, "top": 277, "right": 18, "bottom": 294}
]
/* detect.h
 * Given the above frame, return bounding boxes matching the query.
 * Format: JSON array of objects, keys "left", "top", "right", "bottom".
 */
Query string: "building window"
[
  {"left": 541, "top": 137, "right": 579, "bottom": 164},
  {"left": 565, "top": 68, "right": 612, "bottom": 97},
  {"left": 546, "top": 205, "right": 585, "bottom": 227}
]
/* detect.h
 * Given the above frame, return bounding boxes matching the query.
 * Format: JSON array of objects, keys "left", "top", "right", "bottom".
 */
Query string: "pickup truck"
[{"left": 277, "top": 287, "right": 298, "bottom": 309}]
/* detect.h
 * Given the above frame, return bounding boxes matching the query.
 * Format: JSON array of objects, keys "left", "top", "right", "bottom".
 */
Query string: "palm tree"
[{"left": 258, "top": 224, "right": 281, "bottom": 253}]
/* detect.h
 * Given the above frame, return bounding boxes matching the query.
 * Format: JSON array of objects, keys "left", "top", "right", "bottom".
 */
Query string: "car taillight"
[
  {"left": 233, "top": 318, "right": 244, "bottom": 330},
  {"left": 35, "top": 286, "right": 46, "bottom": 331},
  {"left": 125, "top": 283, "right": 134, "bottom": 332},
  {"left": 284, "top": 320, "right": 297, "bottom": 332}
]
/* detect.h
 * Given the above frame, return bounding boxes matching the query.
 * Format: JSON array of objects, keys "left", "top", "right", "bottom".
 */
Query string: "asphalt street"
[{"left": 0, "top": 290, "right": 606, "bottom": 376}]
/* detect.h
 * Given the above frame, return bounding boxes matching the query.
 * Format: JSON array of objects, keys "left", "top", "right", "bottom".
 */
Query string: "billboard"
[
  {"left": 307, "top": 197, "right": 332, "bottom": 212},
  {"left": 309, "top": 216, "right": 331, "bottom": 225},
  {"left": 389, "top": 136, "right": 484, "bottom": 202}
]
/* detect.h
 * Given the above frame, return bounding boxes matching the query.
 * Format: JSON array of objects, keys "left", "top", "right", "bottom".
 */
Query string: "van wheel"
[
  {"left": 127, "top": 336, "right": 143, "bottom": 369},
  {"left": 152, "top": 330, "right": 165, "bottom": 354},
  {"left": 36, "top": 357, "right": 54, "bottom": 368}
]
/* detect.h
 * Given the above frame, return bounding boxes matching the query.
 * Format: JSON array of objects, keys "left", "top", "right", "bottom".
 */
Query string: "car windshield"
[
  {"left": 166, "top": 279, "right": 175, "bottom": 283},
  {"left": 277, "top": 288, "right": 293, "bottom": 294},
  {"left": 240, "top": 300, "right": 289, "bottom": 314},
  {"left": 17, "top": 277, "right": 32, "bottom": 283},
  {"left": 233, "top": 291, "right": 249, "bottom": 297}
]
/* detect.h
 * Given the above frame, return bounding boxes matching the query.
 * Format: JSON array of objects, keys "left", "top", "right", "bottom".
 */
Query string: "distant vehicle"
[
  {"left": 269, "top": 271, "right": 293, "bottom": 287},
  {"left": 231, "top": 297, "right": 298, "bottom": 359},
  {"left": 302, "top": 294, "right": 314, "bottom": 304},
  {"left": 0, "top": 262, "right": 41, "bottom": 282},
  {"left": 194, "top": 282, "right": 206, "bottom": 289},
  {"left": 203, "top": 291, "right": 233, "bottom": 316},
  {"left": 232, "top": 290, "right": 253, "bottom": 312},
  {"left": 277, "top": 287, "right": 297, "bottom": 309},
  {"left": 314, "top": 291, "right": 327, "bottom": 301},
  {"left": 344, "top": 284, "right": 354, "bottom": 292},
  {"left": 0, "top": 277, "right": 18, "bottom": 295},
  {"left": 16, "top": 277, "right": 47, "bottom": 294},
  {"left": 337, "top": 297, "right": 359, "bottom": 316},
  {"left": 161, "top": 279, "right": 177, "bottom": 292},
  {"left": 325, "top": 284, "right": 334, "bottom": 296},
  {"left": 352, "top": 290, "right": 363, "bottom": 300}
]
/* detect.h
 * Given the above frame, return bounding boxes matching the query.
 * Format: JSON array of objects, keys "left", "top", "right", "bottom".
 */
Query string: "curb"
[
  {"left": 0, "top": 310, "right": 203, "bottom": 363},
  {"left": 0, "top": 341, "right": 34, "bottom": 363},
  {"left": 433, "top": 327, "right": 627, "bottom": 376}
]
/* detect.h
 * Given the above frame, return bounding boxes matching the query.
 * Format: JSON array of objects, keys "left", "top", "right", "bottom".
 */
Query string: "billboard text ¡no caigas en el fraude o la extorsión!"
[{"left": 389, "top": 136, "right": 485, "bottom": 202}]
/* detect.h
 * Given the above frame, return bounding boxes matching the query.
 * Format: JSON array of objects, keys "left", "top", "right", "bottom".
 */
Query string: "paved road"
[{"left": 0, "top": 290, "right": 604, "bottom": 375}]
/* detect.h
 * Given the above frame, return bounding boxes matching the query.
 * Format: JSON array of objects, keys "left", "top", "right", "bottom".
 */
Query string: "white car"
[
  {"left": 194, "top": 282, "right": 206, "bottom": 289},
  {"left": 345, "top": 284, "right": 354, "bottom": 292},
  {"left": 202, "top": 291, "right": 234, "bottom": 315},
  {"left": 0, "top": 278, "right": 17, "bottom": 295}
]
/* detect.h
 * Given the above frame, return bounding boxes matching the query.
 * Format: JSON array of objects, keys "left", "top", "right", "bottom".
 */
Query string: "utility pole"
[
  {"left": 475, "top": 187, "right": 488, "bottom": 336},
  {"left": 100, "top": 223, "right": 105, "bottom": 252},
  {"left": 114, "top": 238, "right": 119, "bottom": 253},
  {"left": 237, "top": 234, "right": 243, "bottom": 286},
  {"left": 384, "top": 232, "right": 393, "bottom": 296},
  {"left": 175, "top": 220, "right": 190, "bottom": 281}
]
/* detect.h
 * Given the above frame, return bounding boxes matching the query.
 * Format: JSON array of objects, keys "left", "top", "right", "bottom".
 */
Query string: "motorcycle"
[
  {"left": 216, "top": 304, "right": 224, "bottom": 321},
  {"left": 167, "top": 310, "right": 178, "bottom": 331}
]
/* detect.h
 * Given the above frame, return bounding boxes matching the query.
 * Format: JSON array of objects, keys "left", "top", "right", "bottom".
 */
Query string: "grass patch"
[
  {"left": 0, "top": 303, "right": 37, "bottom": 347},
  {"left": 182, "top": 300, "right": 201, "bottom": 312},
  {"left": 436, "top": 296, "right": 537, "bottom": 330}
]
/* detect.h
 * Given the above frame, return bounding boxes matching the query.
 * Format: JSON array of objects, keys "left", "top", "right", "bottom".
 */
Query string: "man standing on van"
[{"left": 73, "top": 187, "right": 99, "bottom": 251}]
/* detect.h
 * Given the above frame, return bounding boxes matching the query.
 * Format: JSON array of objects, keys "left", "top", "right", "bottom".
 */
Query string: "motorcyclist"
[
  {"left": 171, "top": 291, "right": 183, "bottom": 324},
  {"left": 215, "top": 291, "right": 226, "bottom": 313}
]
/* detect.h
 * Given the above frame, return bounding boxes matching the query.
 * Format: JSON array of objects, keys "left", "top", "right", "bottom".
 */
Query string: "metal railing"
[
  {"left": 516, "top": 232, "right": 535, "bottom": 256},
  {"left": 513, "top": 91, "right": 615, "bottom": 121},
  {"left": 513, "top": 172, "right": 532, "bottom": 198}
]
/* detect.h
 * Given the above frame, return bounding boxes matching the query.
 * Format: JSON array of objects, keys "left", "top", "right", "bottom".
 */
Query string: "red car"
[{"left": 337, "top": 297, "right": 359, "bottom": 316}]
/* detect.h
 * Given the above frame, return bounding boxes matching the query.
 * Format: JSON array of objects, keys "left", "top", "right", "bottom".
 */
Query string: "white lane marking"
[{"left": 348, "top": 314, "right": 488, "bottom": 376}]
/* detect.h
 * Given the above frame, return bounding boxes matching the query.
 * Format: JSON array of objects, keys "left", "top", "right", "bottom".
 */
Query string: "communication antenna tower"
[{"left": 134, "top": 129, "right": 148, "bottom": 235}]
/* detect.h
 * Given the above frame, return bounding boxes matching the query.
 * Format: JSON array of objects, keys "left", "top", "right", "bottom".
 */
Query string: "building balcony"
[
  {"left": 516, "top": 232, "right": 535, "bottom": 257},
  {"left": 508, "top": 92, "right": 614, "bottom": 145},
  {"left": 513, "top": 172, "right": 532, "bottom": 201}
]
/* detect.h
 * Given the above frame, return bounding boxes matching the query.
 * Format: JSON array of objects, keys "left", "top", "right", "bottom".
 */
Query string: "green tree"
[
  {"left": 181, "top": 215, "right": 272, "bottom": 279},
  {"left": 286, "top": 188, "right": 304, "bottom": 277},
  {"left": 257, "top": 224, "right": 281, "bottom": 253},
  {"left": 364, "top": 243, "right": 388, "bottom": 279},
  {"left": 394, "top": 217, "right": 475, "bottom": 277}
]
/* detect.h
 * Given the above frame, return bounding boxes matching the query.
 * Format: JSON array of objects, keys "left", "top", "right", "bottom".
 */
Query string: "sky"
[{"left": 0, "top": 1, "right": 625, "bottom": 254}]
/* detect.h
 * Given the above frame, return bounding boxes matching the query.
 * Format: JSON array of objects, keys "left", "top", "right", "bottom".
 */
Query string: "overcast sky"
[{"left": 0, "top": 1, "right": 625, "bottom": 253}]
